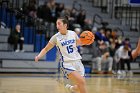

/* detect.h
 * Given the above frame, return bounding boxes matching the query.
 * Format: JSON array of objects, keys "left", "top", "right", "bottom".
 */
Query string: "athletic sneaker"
[
  {"left": 117, "top": 70, "right": 122, "bottom": 75},
  {"left": 15, "top": 49, "right": 20, "bottom": 52},
  {"left": 65, "top": 84, "right": 75, "bottom": 93}
]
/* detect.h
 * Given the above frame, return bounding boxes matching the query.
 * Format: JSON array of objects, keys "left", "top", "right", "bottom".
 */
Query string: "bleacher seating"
[
  {"left": 0, "top": 60, "right": 58, "bottom": 72},
  {"left": 0, "top": 51, "right": 45, "bottom": 60},
  {"left": 0, "top": 27, "right": 57, "bottom": 73},
  {"left": 0, "top": 0, "right": 139, "bottom": 74},
  {"left": 0, "top": 43, "right": 34, "bottom": 52}
]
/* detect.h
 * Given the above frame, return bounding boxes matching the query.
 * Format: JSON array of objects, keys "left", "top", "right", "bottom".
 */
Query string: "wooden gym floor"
[{"left": 0, "top": 73, "right": 140, "bottom": 93}]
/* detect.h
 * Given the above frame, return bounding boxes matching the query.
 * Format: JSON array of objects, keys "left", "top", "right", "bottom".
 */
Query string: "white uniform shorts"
[{"left": 60, "top": 60, "right": 85, "bottom": 78}]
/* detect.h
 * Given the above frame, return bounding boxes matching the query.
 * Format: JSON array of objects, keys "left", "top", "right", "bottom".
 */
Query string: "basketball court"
[
  {"left": 0, "top": 0, "right": 140, "bottom": 93},
  {"left": 0, "top": 73, "right": 140, "bottom": 93}
]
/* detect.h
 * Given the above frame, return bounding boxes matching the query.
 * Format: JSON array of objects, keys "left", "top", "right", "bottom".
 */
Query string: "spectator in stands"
[
  {"left": 39, "top": 0, "right": 58, "bottom": 38},
  {"left": 95, "top": 27, "right": 108, "bottom": 46},
  {"left": 122, "top": 38, "right": 131, "bottom": 48},
  {"left": 56, "top": 3, "right": 65, "bottom": 18},
  {"left": 114, "top": 42, "right": 132, "bottom": 75},
  {"left": 22, "top": 2, "right": 29, "bottom": 15},
  {"left": 107, "top": 29, "right": 118, "bottom": 74},
  {"left": 26, "top": 0, "right": 37, "bottom": 26},
  {"left": 28, "top": 0, "right": 37, "bottom": 18},
  {"left": 77, "top": 10, "right": 86, "bottom": 29},
  {"left": 115, "top": 38, "right": 140, "bottom": 75},
  {"left": 91, "top": 42, "right": 113, "bottom": 74},
  {"left": 40, "top": 0, "right": 57, "bottom": 23},
  {"left": 105, "top": 28, "right": 112, "bottom": 47},
  {"left": 122, "top": 38, "right": 132, "bottom": 59},
  {"left": 83, "top": 19, "right": 93, "bottom": 31},
  {"left": 109, "top": 45, "right": 118, "bottom": 74},
  {"left": 8, "top": 24, "right": 24, "bottom": 52},
  {"left": 70, "top": 8, "right": 78, "bottom": 23},
  {"left": 110, "top": 28, "right": 122, "bottom": 49},
  {"left": 60, "top": 8, "right": 71, "bottom": 17},
  {"left": 69, "top": 8, "right": 79, "bottom": 30}
]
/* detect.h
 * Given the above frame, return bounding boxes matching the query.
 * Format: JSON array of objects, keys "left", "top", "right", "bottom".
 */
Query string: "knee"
[{"left": 77, "top": 78, "right": 86, "bottom": 86}]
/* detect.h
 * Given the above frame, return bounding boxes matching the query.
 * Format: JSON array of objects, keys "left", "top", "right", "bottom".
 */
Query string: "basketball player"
[
  {"left": 131, "top": 38, "right": 140, "bottom": 59},
  {"left": 35, "top": 16, "right": 92, "bottom": 93}
]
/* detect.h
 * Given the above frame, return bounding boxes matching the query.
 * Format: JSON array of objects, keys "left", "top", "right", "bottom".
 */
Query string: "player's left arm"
[{"left": 74, "top": 32, "right": 84, "bottom": 46}]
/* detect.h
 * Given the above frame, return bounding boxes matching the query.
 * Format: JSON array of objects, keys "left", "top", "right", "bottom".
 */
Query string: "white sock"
[
  {"left": 65, "top": 84, "right": 74, "bottom": 92},
  {"left": 70, "top": 86, "right": 74, "bottom": 92}
]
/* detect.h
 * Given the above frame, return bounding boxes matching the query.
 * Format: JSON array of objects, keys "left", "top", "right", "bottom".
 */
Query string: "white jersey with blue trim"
[{"left": 49, "top": 30, "right": 82, "bottom": 62}]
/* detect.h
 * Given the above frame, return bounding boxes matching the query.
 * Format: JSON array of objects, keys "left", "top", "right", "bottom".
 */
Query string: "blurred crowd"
[
  {"left": 90, "top": 27, "right": 133, "bottom": 75},
  {"left": 16, "top": 0, "right": 92, "bottom": 37},
  {"left": 9, "top": 0, "right": 139, "bottom": 75}
]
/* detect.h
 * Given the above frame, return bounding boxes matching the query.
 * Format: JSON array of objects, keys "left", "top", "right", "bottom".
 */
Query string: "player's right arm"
[
  {"left": 35, "top": 42, "right": 55, "bottom": 62},
  {"left": 35, "top": 34, "right": 57, "bottom": 62}
]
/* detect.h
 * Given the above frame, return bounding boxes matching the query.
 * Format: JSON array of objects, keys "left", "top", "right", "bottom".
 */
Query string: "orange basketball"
[{"left": 80, "top": 31, "right": 95, "bottom": 45}]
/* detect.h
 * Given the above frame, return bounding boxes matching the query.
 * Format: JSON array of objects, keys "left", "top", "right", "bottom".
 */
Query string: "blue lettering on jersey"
[{"left": 61, "top": 39, "right": 75, "bottom": 46}]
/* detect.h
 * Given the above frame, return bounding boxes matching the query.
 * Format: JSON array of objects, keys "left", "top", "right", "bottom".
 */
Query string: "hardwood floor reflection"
[{"left": 0, "top": 74, "right": 139, "bottom": 93}]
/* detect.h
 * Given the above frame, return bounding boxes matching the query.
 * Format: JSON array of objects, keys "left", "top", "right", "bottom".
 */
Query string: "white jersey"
[{"left": 49, "top": 30, "right": 82, "bottom": 62}]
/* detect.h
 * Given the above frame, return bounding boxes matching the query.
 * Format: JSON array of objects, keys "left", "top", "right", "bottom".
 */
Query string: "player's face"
[{"left": 56, "top": 19, "right": 67, "bottom": 34}]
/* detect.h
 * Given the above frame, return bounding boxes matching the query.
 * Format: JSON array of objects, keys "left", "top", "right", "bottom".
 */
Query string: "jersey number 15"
[{"left": 66, "top": 45, "right": 73, "bottom": 54}]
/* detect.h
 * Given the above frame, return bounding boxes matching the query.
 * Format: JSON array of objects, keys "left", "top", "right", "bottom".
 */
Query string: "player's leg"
[
  {"left": 131, "top": 38, "right": 140, "bottom": 59},
  {"left": 61, "top": 60, "right": 87, "bottom": 93},
  {"left": 68, "top": 71, "right": 87, "bottom": 93}
]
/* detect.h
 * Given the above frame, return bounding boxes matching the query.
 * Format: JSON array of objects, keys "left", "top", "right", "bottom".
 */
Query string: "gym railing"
[
  {"left": 72, "top": 0, "right": 82, "bottom": 11},
  {"left": 92, "top": 14, "right": 103, "bottom": 27},
  {"left": 83, "top": 0, "right": 108, "bottom": 13},
  {"left": 114, "top": 3, "right": 140, "bottom": 31}
]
